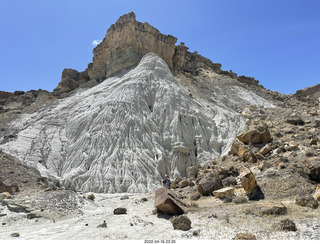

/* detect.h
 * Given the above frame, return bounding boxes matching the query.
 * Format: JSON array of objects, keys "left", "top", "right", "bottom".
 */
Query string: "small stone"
[
  {"left": 295, "top": 196, "right": 318, "bottom": 209},
  {"left": 190, "top": 192, "right": 201, "bottom": 201},
  {"left": 120, "top": 195, "right": 129, "bottom": 200},
  {"left": 310, "top": 139, "right": 318, "bottom": 145},
  {"left": 152, "top": 208, "right": 158, "bottom": 215},
  {"left": 192, "top": 229, "right": 200, "bottom": 236},
  {"left": 233, "top": 233, "right": 256, "bottom": 240},
  {"left": 114, "top": 207, "right": 127, "bottom": 215},
  {"left": 188, "top": 181, "right": 195, "bottom": 187},
  {"left": 140, "top": 197, "right": 148, "bottom": 202},
  {"left": 285, "top": 116, "right": 304, "bottom": 125},
  {"left": 97, "top": 221, "right": 107, "bottom": 228},
  {"left": 288, "top": 141, "right": 298, "bottom": 150},
  {"left": 276, "top": 219, "right": 297, "bottom": 232},
  {"left": 260, "top": 144, "right": 272, "bottom": 155},
  {"left": 11, "top": 232, "right": 20, "bottom": 237}
]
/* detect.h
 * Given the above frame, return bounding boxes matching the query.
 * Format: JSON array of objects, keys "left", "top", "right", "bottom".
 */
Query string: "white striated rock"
[{"left": 0, "top": 53, "right": 274, "bottom": 193}]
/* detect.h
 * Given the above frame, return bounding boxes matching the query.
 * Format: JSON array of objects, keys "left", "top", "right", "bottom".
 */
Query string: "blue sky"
[{"left": 0, "top": 0, "right": 320, "bottom": 94}]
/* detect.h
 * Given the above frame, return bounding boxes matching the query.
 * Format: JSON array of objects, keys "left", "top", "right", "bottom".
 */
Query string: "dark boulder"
[
  {"left": 275, "top": 219, "right": 297, "bottom": 232},
  {"left": 113, "top": 208, "right": 127, "bottom": 215},
  {"left": 171, "top": 215, "right": 191, "bottom": 231},
  {"left": 198, "top": 173, "right": 223, "bottom": 196},
  {"left": 285, "top": 116, "right": 304, "bottom": 125}
]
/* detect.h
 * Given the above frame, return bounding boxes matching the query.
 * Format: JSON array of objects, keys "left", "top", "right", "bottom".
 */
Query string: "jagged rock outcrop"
[
  {"left": 237, "top": 76, "right": 259, "bottom": 86},
  {"left": 53, "top": 68, "right": 90, "bottom": 95},
  {"left": 295, "top": 83, "right": 320, "bottom": 100},
  {"left": 172, "top": 42, "right": 222, "bottom": 75}
]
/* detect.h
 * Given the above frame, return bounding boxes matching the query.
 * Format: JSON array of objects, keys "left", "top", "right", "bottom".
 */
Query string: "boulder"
[
  {"left": 0, "top": 192, "right": 12, "bottom": 200},
  {"left": 113, "top": 208, "right": 127, "bottom": 215},
  {"left": 26, "top": 213, "right": 41, "bottom": 219},
  {"left": 285, "top": 116, "right": 304, "bottom": 125},
  {"left": 233, "top": 233, "right": 257, "bottom": 240},
  {"left": 295, "top": 196, "right": 318, "bottom": 209},
  {"left": 230, "top": 140, "right": 243, "bottom": 155},
  {"left": 305, "top": 161, "right": 320, "bottom": 182},
  {"left": 237, "top": 145, "right": 247, "bottom": 157},
  {"left": 275, "top": 219, "right": 297, "bottom": 232},
  {"left": 3, "top": 199, "right": 33, "bottom": 213},
  {"left": 239, "top": 167, "right": 257, "bottom": 195},
  {"left": 213, "top": 187, "right": 234, "bottom": 199},
  {"left": 178, "top": 180, "right": 189, "bottom": 188},
  {"left": 244, "top": 151, "right": 257, "bottom": 164},
  {"left": 190, "top": 192, "right": 201, "bottom": 201},
  {"left": 313, "top": 186, "right": 320, "bottom": 201},
  {"left": 170, "top": 215, "right": 191, "bottom": 231},
  {"left": 154, "top": 187, "right": 188, "bottom": 215},
  {"left": 237, "top": 125, "right": 271, "bottom": 145},
  {"left": 260, "top": 143, "right": 272, "bottom": 155},
  {"left": 198, "top": 173, "right": 223, "bottom": 196}
]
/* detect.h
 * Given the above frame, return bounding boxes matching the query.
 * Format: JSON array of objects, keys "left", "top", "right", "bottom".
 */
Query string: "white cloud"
[{"left": 92, "top": 40, "right": 102, "bottom": 46}]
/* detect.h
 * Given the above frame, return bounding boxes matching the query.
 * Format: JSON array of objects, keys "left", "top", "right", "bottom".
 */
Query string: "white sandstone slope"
[{"left": 0, "top": 53, "right": 274, "bottom": 193}]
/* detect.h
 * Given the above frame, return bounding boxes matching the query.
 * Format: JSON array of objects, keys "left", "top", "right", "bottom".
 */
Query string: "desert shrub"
[
  {"left": 232, "top": 196, "right": 248, "bottom": 204},
  {"left": 87, "top": 193, "right": 95, "bottom": 201}
]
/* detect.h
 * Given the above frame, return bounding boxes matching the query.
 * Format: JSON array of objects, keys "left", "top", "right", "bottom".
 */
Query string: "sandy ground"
[{"left": 0, "top": 192, "right": 320, "bottom": 240}]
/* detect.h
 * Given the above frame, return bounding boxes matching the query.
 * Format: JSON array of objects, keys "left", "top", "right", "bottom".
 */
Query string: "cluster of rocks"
[{"left": 151, "top": 92, "right": 320, "bottom": 237}]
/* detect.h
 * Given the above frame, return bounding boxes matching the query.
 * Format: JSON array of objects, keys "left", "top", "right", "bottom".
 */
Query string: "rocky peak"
[
  {"left": 53, "top": 12, "right": 227, "bottom": 95},
  {"left": 88, "top": 12, "right": 178, "bottom": 82}
]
